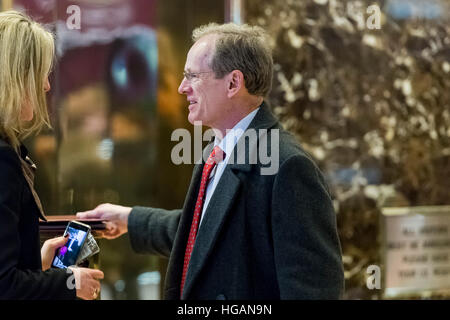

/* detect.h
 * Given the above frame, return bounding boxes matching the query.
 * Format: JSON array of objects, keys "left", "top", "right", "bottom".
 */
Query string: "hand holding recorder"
[{"left": 48, "top": 220, "right": 104, "bottom": 300}]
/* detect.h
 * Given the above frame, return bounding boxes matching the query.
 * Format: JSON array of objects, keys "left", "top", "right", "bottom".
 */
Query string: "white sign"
[{"left": 383, "top": 206, "right": 450, "bottom": 297}]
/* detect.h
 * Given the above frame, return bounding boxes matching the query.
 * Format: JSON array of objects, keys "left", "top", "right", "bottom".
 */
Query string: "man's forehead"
[
  {"left": 190, "top": 40, "right": 212, "bottom": 56},
  {"left": 186, "top": 35, "right": 216, "bottom": 65},
  {"left": 193, "top": 34, "right": 217, "bottom": 49}
]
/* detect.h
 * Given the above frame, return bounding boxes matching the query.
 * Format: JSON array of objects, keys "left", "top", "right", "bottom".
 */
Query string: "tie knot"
[{"left": 208, "top": 145, "right": 225, "bottom": 165}]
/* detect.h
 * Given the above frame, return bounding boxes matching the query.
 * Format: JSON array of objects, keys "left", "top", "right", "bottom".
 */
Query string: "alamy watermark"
[
  {"left": 366, "top": 264, "right": 381, "bottom": 290},
  {"left": 170, "top": 122, "right": 280, "bottom": 175},
  {"left": 66, "top": 5, "right": 81, "bottom": 30},
  {"left": 66, "top": 267, "right": 81, "bottom": 290},
  {"left": 347, "top": 3, "right": 382, "bottom": 30}
]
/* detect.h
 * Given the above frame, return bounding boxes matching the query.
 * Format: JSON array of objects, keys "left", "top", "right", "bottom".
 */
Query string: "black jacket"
[
  {"left": 128, "top": 103, "right": 345, "bottom": 300},
  {"left": 0, "top": 138, "right": 76, "bottom": 299}
]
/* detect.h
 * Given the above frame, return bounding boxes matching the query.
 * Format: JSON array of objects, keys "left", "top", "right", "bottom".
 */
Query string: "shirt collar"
[{"left": 214, "top": 107, "right": 260, "bottom": 162}]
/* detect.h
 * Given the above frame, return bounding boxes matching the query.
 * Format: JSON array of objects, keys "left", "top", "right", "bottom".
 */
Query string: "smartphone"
[{"left": 51, "top": 221, "right": 91, "bottom": 269}]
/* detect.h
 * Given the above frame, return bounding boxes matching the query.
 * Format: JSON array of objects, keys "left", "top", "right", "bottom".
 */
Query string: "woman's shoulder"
[
  {"left": 0, "top": 138, "right": 21, "bottom": 173},
  {"left": 0, "top": 137, "right": 10, "bottom": 148}
]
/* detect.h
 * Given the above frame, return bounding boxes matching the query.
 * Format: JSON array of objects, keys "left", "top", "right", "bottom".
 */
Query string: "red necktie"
[{"left": 180, "top": 145, "right": 225, "bottom": 297}]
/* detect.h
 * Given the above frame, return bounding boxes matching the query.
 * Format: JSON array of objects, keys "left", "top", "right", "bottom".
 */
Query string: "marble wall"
[{"left": 246, "top": 0, "right": 450, "bottom": 299}]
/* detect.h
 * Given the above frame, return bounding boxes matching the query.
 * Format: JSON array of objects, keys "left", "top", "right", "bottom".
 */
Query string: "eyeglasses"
[{"left": 183, "top": 70, "right": 214, "bottom": 81}]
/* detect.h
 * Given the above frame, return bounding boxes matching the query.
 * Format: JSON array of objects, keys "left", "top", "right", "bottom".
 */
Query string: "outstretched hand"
[{"left": 76, "top": 203, "right": 131, "bottom": 239}]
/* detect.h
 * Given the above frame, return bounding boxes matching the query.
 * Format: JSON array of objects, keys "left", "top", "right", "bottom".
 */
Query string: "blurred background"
[{"left": 1, "top": 0, "right": 448, "bottom": 299}]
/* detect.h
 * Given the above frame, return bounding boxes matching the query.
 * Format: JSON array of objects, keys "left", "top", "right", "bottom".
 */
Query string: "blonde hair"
[{"left": 0, "top": 10, "right": 54, "bottom": 151}]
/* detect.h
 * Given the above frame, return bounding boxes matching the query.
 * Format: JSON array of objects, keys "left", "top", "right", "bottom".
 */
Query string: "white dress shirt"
[{"left": 199, "top": 107, "right": 260, "bottom": 227}]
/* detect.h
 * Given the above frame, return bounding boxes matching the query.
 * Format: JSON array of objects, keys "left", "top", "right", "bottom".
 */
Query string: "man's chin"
[
  {"left": 188, "top": 113, "right": 203, "bottom": 126},
  {"left": 187, "top": 114, "right": 195, "bottom": 125}
]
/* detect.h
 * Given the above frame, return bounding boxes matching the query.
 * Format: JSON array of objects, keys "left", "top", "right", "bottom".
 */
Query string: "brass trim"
[{"left": 382, "top": 206, "right": 450, "bottom": 216}]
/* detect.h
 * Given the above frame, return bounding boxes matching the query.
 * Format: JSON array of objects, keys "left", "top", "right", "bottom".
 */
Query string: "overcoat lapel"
[
  {"left": 164, "top": 157, "right": 204, "bottom": 298},
  {"left": 181, "top": 161, "right": 242, "bottom": 298}
]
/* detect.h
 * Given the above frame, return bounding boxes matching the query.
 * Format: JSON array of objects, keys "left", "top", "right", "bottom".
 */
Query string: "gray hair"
[{"left": 192, "top": 23, "right": 273, "bottom": 97}]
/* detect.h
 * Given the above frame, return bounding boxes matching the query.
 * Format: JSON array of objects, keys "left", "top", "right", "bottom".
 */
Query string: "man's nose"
[{"left": 178, "top": 77, "right": 190, "bottom": 95}]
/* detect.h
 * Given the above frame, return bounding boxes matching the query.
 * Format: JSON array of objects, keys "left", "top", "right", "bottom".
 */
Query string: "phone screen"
[{"left": 52, "top": 225, "right": 88, "bottom": 269}]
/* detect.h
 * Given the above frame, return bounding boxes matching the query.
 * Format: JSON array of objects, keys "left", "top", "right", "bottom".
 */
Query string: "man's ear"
[{"left": 227, "top": 70, "right": 244, "bottom": 98}]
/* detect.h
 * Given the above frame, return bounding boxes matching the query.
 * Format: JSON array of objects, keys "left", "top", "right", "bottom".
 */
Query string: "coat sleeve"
[
  {"left": 271, "top": 154, "right": 345, "bottom": 299},
  {"left": 128, "top": 206, "right": 181, "bottom": 258},
  {"left": 0, "top": 146, "right": 76, "bottom": 300}
]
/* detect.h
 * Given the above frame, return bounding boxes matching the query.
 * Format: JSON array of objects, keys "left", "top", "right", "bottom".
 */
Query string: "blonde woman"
[{"left": 0, "top": 10, "right": 103, "bottom": 300}]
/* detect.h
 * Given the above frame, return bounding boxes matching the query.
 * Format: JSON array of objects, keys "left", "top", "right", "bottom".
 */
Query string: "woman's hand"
[
  {"left": 41, "top": 235, "right": 69, "bottom": 271},
  {"left": 68, "top": 267, "right": 104, "bottom": 300}
]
